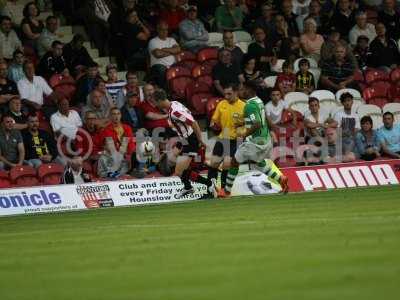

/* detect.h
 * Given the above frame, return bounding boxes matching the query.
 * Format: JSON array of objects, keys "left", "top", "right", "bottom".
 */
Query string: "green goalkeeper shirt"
[{"left": 244, "top": 96, "right": 270, "bottom": 145}]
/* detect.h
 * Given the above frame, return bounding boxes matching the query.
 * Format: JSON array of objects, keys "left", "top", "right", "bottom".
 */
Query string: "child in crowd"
[
  {"left": 275, "top": 60, "right": 296, "bottom": 96},
  {"left": 295, "top": 58, "right": 315, "bottom": 94}
]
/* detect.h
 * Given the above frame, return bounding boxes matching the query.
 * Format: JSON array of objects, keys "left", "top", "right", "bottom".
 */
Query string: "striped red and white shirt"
[{"left": 168, "top": 101, "right": 195, "bottom": 138}]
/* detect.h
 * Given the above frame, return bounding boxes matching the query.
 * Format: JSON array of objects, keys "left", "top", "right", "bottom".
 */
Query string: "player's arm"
[{"left": 243, "top": 106, "right": 261, "bottom": 137}]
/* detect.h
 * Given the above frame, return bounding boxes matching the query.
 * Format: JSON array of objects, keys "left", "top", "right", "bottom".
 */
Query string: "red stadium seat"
[
  {"left": 363, "top": 82, "right": 390, "bottom": 101},
  {"left": 202, "top": 59, "right": 218, "bottom": 69},
  {"left": 354, "top": 69, "right": 365, "bottom": 83},
  {"left": 188, "top": 92, "right": 214, "bottom": 115},
  {"left": 197, "top": 47, "right": 218, "bottom": 62},
  {"left": 173, "top": 60, "right": 200, "bottom": 71},
  {"left": 166, "top": 66, "right": 192, "bottom": 81},
  {"left": 367, "top": 97, "right": 388, "bottom": 108},
  {"left": 175, "top": 50, "right": 197, "bottom": 62},
  {"left": 185, "top": 81, "right": 211, "bottom": 100},
  {"left": 49, "top": 74, "right": 75, "bottom": 88},
  {"left": 10, "top": 166, "right": 39, "bottom": 187},
  {"left": 389, "top": 84, "right": 400, "bottom": 102},
  {"left": 390, "top": 68, "right": 400, "bottom": 83},
  {"left": 169, "top": 76, "right": 195, "bottom": 100},
  {"left": 0, "top": 171, "right": 12, "bottom": 188},
  {"left": 206, "top": 97, "right": 221, "bottom": 121},
  {"left": 365, "top": 69, "right": 389, "bottom": 85},
  {"left": 192, "top": 63, "right": 214, "bottom": 77},
  {"left": 38, "top": 163, "right": 64, "bottom": 185},
  {"left": 196, "top": 75, "right": 214, "bottom": 88},
  {"left": 53, "top": 83, "right": 77, "bottom": 101}
]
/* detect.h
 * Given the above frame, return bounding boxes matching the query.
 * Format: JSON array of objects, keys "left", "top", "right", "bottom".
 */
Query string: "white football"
[{"left": 140, "top": 141, "right": 155, "bottom": 157}]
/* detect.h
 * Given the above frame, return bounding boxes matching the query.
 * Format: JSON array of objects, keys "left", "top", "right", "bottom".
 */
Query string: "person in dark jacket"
[
  {"left": 37, "top": 40, "right": 68, "bottom": 80},
  {"left": 120, "top": 91, "right": 144, "bottom": 132},
  {"left": 62, "top": 34, "right": 95, "bottom": 76},
  {"left": 60, "top": 156, "right": 92, "bottom": 184},
  {"left": 22, "top": 114, "right": 58, "bottom": 168},
  {"left": 73, "top": 61, "right": 103, "bottom": 107}
]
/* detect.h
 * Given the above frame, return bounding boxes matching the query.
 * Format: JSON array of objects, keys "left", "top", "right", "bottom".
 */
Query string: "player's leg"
[
  {"left": 207, "top": 140, "right": 224, "bottom": 185},
  {"left": 174, "top": 155, "right": 195, "bottom": 198},
  {"left": 224, "top": 141, "right": 247, "bottom": 196}
]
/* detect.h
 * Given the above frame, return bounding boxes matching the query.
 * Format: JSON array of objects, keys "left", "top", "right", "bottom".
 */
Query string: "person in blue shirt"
[
  {"left": 355, "top": 115, "right": 380, "bottom": 161},
  {"left": 377, "top": 112, "right": 400, "bottom": 159}
]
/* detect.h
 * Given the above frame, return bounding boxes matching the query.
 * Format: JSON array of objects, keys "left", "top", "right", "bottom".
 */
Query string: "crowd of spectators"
[{"left": 0, "top": 0, "right": 400, "bottom": 184}]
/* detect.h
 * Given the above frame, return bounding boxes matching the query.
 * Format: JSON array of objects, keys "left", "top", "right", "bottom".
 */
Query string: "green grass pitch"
[{"left": 0, "top": 186, "right": 400, "bottom": 300}]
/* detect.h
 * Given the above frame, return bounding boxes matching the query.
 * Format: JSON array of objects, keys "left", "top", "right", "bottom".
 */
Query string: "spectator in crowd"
[
  {"left": 0, "top": 16, "right": 23, "bottom": 62},
  {"left": 369, "top": 23, "right": 400, "bottom": 71},
  {"left": 98, "top": 107, "right": 135, "bottom": 169},
  {"left": 207, "top": 83, "right": 245, "bottom": 192},
  {"left": 215, "top": 0, "right": 244, "bottom": 32},
  {"left": 255, "top": 4, "right": 275, "bottom": 36},
  {"left": 17, "top": 61, "right": 55, "bottom": 111},
  {"left": 275, "top": 60, "right": 296, "bottom": 96},
  {"left": 50, "top": 98, "right": 83, "bottom": 139},
  {"left": 377, "top": 112, "right": 400, "bottom": 158},
  {"left": 0, "top": 114, "right": 25, "bottom": 170},
  {"left": 353, "top": 35, "right": 372, "bottom": 71},
  {"left": 7, "top": 96, "right": 28, "bottom": 130},
  {"left": 304, "top": 97, "right": 336, "bottom": 139},
  {"left": 220, "top": 30, "right": 244, "bottom": 66},
  {"left": 74, "top": 61, "right": 102, "bottom": 106},
  {"left": 349, "top": 11, "right": 376, "bottom": 47},
  {"left": 37, "top": 16, "right": 61, "bottom": 57},
  {"left": 74, "top": 110, "right": 102, "bottom": 160},
  {"left": 121, "top": 91, "right": 144, "bottom": 132},
  {"left": 296, "top": 58, "right": 315, "bottom": 94},
  {"left": 320, "top": 28, "right": 357, "bottom": 68},
  {"left": 20, "top": 1, "right": 44, "bottom": 50},
  {"left": 122, "top": 8, "right": 151, "bottom": 71},
  {"left": 179, "top": 5, "right": 209, "bottom": 52},
  {"left": 196, "top": 0, "right": 220, "bottom": 30},
  {"left": 63, "top": 34, "right": 95, "bottom": 76},
  {"left": 268, "top": 15, "right": 294, "bottom": 60},
  {"left": 320, "top": 44, "right": 358, "bottom": 92},
  {"left": 355, "top": 115, "right": 380, "bottom": 161},
  {"left": 148, "top": 22, "right": 180, "bottom": 89},
  {"left": 160, "top": 0, "right": 186, "bottom": 36},
  {"left": 328, "top": 0, "right": 356, "bottom": 40},
  {"left": 292, "top": 0, "right": 311, "bottom": 18},
  {"left": 248, "top": 27, "right": 274, "bottom": 75},
  {"left": 213, "top": 49, "right": 242, "bottom": 96},
  {"left": 333, "top": 92, "right": 360, "bottom": 155},
  {"left": 300, "top": 17, "right": 324, "bottom": 61},
  {"left": 323, "top": 127, "right": 356, "bottom": 163},
  {"left": 105, "top": 64, "right": 126, "bottom": 104},
  {"left": 139, "top": 83, "right": 169, "bottom": 132},
  {"left": 116, "top": 71, "right": 143, "bottom": 108},
  {"left": 91, "top": 78, "right": 114, "bottom": 109},
  {"left": 37, "top": 40, "right": 67, "bottom": 80},
  {"left": 240, "top": 54, "right": 266, "bottom": 85},
  {"left": 8, "top": 50, "right": 25, "bottom": 83},
  {"left": 82, "top": 90, "right": 110, "bottom": 129},
  {"left": 22, "top": 114, "right": 58, "bottom": 168},
  {"left": 378, "top": 0, "right": 400, "bottom": 40},
  {"left": 296, "top": 0, "right": 326, "bottom": 33},
  {"left": 97, "top": 136, "right": 130, "bottom": 179},
  {"left": 280, "top": 0, "right": 300, "bottom": 37},
  {"left": 0, "top": 61, "right": 18, "bottom": 109},
  {"left": 60, "top": 156, "right": 92, "bottom": 184},
  {"left": 78, "top": 0, "right": 115, "bottom": 57},
  {"left": 265, "top": 89, "right": 297, "bottom": 129}
]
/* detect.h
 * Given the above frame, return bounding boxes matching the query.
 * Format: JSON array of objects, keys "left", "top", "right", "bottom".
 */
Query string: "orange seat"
[
  {"left": 197, "top": 47, "right": 218, "bottom": 62},
  {"left": 169, "top": 76, "right": 195, "bottom": 100},
  {"left": 38, "top": 163, "right": 64, "bottom": 185},
  {"left": 166, "top": 66, "right": 192, "bottom": 81},
  {"left": 175, "top": 50, "right": 197, "bottom": 62},
  {"left": 10, "top": 166, "right": 39, "bottom": 187}
]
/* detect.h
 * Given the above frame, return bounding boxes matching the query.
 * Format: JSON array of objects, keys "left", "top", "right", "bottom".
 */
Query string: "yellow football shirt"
[{"left": 211, "top": 99, "right": 246, "bottom": 139}]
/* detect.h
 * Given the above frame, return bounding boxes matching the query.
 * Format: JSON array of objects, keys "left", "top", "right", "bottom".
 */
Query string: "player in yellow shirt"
[{"left": 208, "top": 83, "right": 245, "bottom": 194}]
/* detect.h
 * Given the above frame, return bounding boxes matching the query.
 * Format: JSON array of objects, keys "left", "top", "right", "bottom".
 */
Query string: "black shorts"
[
  {"left": 212, "top": 139, "right": 238, "bottom": 157},
  {"left": 181, "top": 133, "right": 199, "bottom": 156}
]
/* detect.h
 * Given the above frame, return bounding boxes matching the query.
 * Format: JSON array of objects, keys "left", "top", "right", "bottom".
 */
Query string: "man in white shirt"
[
  {"left": 0, "top": 16, "right": 23, "bottom": 61},
  {"left": 50, "top": 98, "right": 83, "bottom": 139},
  {"left": 148, "top": 22, "right": 181, "bottom": 88},
  {"left": 37, "top": 16, "right": 60, "bottom": 57},
  {"left": 349, "top": 11, "right": 377, "bottom": 46},
  {"left": 265, "top": 89, "right": 297, "bottom": 128},
  {"left": 17, "top": 61, "right": 55, "bottom": 111},
  {"left": 304, "top": 97, "right": 337, "bottom": 138},
  {"left": 334, "top": 92, "right": 360, "bottom": 153}
]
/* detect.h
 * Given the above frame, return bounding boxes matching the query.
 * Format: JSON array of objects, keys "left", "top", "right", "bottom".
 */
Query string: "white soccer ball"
[{"left": 140, "top": 141, "right": 155, "bottom": 157}]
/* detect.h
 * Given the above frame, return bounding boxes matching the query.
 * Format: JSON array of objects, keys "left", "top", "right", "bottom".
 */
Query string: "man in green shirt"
[
  {"left": 215, "top": 0, "right": 243, "bottom": 32},
  {"left": 223, "top": 81, "right": 289, "bottom": 196}
]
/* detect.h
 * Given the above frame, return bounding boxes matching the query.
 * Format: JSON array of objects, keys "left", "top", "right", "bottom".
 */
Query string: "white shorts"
[{"left": 235, "top": 138, "right": 273, "bottom": 164}]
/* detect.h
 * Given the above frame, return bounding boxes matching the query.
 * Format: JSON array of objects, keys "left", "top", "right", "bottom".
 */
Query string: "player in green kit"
[{"left": 222, "top": 81, "right": 289, "bottom": 196}]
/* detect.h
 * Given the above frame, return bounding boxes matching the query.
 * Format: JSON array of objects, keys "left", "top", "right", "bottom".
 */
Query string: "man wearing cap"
[{"left": 179, "top": 5, "right": 209, "bottom": 52}]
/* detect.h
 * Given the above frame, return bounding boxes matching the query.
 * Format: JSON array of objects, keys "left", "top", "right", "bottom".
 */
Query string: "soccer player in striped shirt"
[
  {"left": 154, "top": 89, "right": 218, "bottom": 199},
  {"left": 223, "top": 81, "right": 289, "bottom": 196}
]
